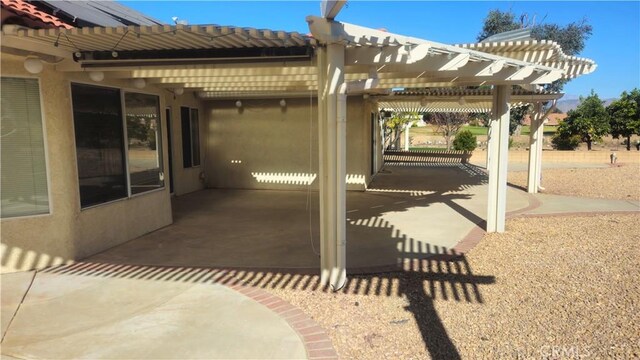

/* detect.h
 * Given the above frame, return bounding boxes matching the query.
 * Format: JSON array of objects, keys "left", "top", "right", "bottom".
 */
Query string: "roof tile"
[{"left": 1, "top": 0, "right": 73, "bottom": 29}]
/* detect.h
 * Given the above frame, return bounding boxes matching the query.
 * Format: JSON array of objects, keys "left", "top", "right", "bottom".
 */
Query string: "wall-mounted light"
[
  {"left": 362, "top": 94, "right": 370, "bottom": 100},
  {"left": 24, "top": 57, "right": 43, "bottom": 74},
  {"left": 458, "top": 96, "right": 466, "bottom": 106},
  {"left": 88, "top": 71, "right": 104, "bottom": 82},
  {"left": 111, "top": 51, "right": 119, "bottom": 58},
  {"left": 174, "top": 87, "right": 184, "bottom": 96},
  {"left": 235, "top": 100, "right": 242, "bottom": 108},
  {"left": 132, "top": 78, "right": 146, "bottom": 89},
  {"left": 279, "top": 99, "right": 287, "bottom": 107}
]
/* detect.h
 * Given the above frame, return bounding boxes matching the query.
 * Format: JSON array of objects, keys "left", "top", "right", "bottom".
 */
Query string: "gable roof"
[{"left": 1, "top": 0, "right": 72, "bottom": 29}]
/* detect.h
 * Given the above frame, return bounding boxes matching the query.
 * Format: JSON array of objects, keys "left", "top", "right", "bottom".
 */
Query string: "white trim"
[
  {"left": 121, "top": 90, "right": 132, "bottom": 198},
  {"left": 0, "top": 75, "right": 53, "bottom": 219},
  {"left": 165, "top": 106, "right": 175, "bottom": 195}
]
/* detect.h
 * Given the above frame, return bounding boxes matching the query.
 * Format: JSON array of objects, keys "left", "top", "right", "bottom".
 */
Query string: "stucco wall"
[
  {"left": 0, "top": 52, "right": 201, "bottom": 273},
  {"left": 204, "top": 96, "right": 376, "bottom": 191}
]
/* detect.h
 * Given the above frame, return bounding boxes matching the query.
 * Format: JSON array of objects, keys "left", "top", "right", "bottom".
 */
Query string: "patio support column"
[
  {"left": 318, "top": 43, "right": 346, "bottom": 289},
  {"left": 404, "top": 123, "right": 410, "bottom": 151},
  {"left": 486, "top": 85, "right": 510, "bottom": 233},
  {"left": 527, "top": 102, "right": 544, "bottom": 193}
]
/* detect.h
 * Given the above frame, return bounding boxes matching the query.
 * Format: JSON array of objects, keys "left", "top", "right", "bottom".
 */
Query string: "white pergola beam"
[{"left": 321, "top": 0, "right": 347, "bottom": 20}]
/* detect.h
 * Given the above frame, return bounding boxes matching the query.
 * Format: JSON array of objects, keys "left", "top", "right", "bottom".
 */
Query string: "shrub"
[
  {"left": 551, "top": 133, "right": 581, "bottom": 150},
  {"left": 453, "top": 130, "right": 477, "bottom": 151}
]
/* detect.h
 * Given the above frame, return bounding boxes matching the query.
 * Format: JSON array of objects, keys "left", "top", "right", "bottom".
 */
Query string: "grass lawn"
[
  {"left": 463, "top": 126, "right": 488, "bottom": 135},
  {"left": 520, "top": 125, "right": 558, "bottom": 136}
]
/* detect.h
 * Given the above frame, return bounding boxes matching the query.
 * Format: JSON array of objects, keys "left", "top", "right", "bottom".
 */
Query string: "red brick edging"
[{"left": 227, "top": 283, "right": 338, "bottom": 360}]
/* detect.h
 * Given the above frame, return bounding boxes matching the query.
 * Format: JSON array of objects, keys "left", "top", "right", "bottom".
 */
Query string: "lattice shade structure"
[{"left": 376, "top": 87, "right": 564, "bottom": 113}]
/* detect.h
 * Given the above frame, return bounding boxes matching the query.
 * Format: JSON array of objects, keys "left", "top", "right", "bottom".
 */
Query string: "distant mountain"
[{"left": 556, "top": 96, "right": 616, "bottom": 113}]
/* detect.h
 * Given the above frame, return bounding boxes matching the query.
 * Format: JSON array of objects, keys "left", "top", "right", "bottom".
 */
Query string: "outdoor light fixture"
[
  {"left": 458, "top": 96, "right": 467, "bottom": 106},
  {"left": 174, "top": 87, "right": 184, "bottom": 96},
  {"left": 362, "top": 94, "right": 370, "bottom": 100},
  {"left": 88, "top": 71, "right": 104, "bottom": 82},
  {"left": 23, "top": 57, "right": 43, "bottom": 74},
  {"left": 132, "top": 78, "right": 146, "bottom": 89},
  {"left": 235, "top": 100, "right": 242, "bottom": 108},
  {"left": 74, "top": 51, "right": 82, "bottom": 58},
  {"left": 279, "top": 99, "right": 286, "bottom": 107},
  {"left": 111, "top": 51, "right": 118, "bottom": 58}
]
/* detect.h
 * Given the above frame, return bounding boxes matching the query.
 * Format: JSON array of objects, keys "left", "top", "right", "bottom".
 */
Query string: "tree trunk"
[{"left": 626, "top": 135, "right": 631, "bottom": 151}]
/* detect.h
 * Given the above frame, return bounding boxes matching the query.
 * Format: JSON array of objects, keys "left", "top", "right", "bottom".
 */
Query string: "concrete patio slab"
[
  {"left": 88, "top": 163, "right": 531, "bottom": 270},
  {"left": 1, "top": 268, "right": 307, "bottom": 359},
  {"left": 526, "top": 193, "right": 640, "bottom": 215},
  {"left": 1, "top": 271, "right": 34, "bottom": 340}
]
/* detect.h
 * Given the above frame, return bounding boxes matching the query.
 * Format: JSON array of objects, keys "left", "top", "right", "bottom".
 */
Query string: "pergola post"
[
  {"left": 486, "top": 85, "right": 510, "bottom": 233},
  {"left": 404, "top": 123, "right": 410, "bottom": 151},
  {"left": 527, "top": 102, "right": 544, "bottom": 193},
  {"left": 318, "top": 43, "right": 346, "bottom": 289}
]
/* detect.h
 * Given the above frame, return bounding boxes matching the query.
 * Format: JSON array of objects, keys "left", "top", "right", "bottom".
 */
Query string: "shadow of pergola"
[
  {"left": 12, "top": 160, "right": 496, "bottom": 358},
  {"left": 43, "top": 241, "right": 494, "bottom": 359}
]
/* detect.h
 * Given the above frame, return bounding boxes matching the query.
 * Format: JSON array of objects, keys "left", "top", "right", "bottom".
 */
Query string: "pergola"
[
  {"left": 376, "top": 86, "right": 565, "bottom": 197},
  {"left": 0, "top": 1, "right": 596, "bottom": 289}
]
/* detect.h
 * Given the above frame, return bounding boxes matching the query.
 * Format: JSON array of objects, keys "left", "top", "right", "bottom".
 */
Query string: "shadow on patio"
[
  {"left": 87, "top": 162, "right": 506, "bottom": 271},
  {"left": 3, "top": 161, "right": 509, "bottom": 359},
  {"left": 44, "top": 243, "right": 495, "bottom": 359}
]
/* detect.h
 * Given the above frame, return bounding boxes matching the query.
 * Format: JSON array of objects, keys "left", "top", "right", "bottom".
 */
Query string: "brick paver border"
[{"left": 227, "top": 283, "right": 338, "bottom": 360}]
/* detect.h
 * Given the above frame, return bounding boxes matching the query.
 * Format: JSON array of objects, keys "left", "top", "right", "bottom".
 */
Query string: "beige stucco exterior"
[
  {"left": 0, "top": 52, "right": 205, "bottom": 273},
  {"left": 204, "top": 96, "right": 381, "bottom": 191},
  {"left": 1, "top": 51, "right": 383, "bottom": 274}
]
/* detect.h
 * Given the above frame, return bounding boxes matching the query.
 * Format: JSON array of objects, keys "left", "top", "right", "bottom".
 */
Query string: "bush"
[
  {"left": 453, "top": 130, "right": 477, "bottom": 151},
  {"left": 551, "top": 133, "right": 581, "bottom": 150}
]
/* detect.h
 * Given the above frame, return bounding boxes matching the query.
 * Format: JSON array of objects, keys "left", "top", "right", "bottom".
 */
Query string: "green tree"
[
  {"left": 477, "top": 9, "right": 592, "bottom": 92},
  {"left": 453, "top": 130, "right": 477, "bottom": 152},
  {"left": 554, "top": 91, "right": 609, "bottom": 150},
  {"left": 383, "top": 111, "right": 416, "bottom": 150},
  {"left": 477, "top": 10, "right": 521, "bottom": 42},
  {"left": 424, "top": 112, "right": 468, "bottom": 150},
  {"left": 607, "top": 88, "right": 640, "bottom": 151},
  {"left": 509, "top": 104, "right": 531, "bottom": 136}
]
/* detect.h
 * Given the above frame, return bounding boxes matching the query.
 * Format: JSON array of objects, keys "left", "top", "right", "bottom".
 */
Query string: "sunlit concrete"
[
  {"left": 527, "top": 194, "right": 640, "bottom": 215},
  {"left": 0, "top": 269, "right": 306, "bottom": 359},
  {"left": 1, "top": 271, "right": 35, "bottom": 339},
  {"left": 89, "top": 163, "right": 531, "bottom": 270}
]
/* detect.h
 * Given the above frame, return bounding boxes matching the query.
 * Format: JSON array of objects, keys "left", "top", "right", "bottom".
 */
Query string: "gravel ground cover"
[
  {"left": 508, "top": 164, "right": 640, "bottom": 200},
  {"left": 261, "top": 213, "right": 639, "bottom": 359}
]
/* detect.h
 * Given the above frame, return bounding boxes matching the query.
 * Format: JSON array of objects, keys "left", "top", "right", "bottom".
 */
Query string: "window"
[
  {"left": 1, "top": 77, "right": 49, "bottom": 218},
  {"left": 181, "top": 107, "right": 200, "bottom": 168},
  {"left": 71, "top": 84, "right": 127, "bottom": 208},
  {"left": 125, "top": 92, "right": 163, "bottom": 195},
  {"left": 71, "top": 84, "right": 164, "bottom": 208}
]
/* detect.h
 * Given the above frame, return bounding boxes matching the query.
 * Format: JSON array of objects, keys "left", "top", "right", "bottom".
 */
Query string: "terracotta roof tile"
[{"left": 1, "top": 0, "right": 73, "bottom": 29}]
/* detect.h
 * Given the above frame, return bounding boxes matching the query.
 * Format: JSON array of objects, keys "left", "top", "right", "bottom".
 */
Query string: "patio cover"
[
  {"left": 0, "top": 10, "right": 597, "bottom": 289},
  {"left": 1, "top": 20, "right": 596, "bottom": 97},
  {"left": 376, "top": 87, "right": 564, "bottom": 113}
]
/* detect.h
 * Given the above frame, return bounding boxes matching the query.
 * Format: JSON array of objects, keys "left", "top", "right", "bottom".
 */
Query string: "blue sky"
[{"left": 121, "top": 1, "right": 640, "bottom": 99}]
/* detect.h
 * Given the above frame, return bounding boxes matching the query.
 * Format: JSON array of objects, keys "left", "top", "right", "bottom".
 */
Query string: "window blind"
[{"left": 1, "top": 77, "right": 49, "bottom": 218}]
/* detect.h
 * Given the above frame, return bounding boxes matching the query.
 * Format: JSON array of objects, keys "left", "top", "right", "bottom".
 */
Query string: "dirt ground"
[
  {"left": 508, "top": 164, "right": 640, "bottom": 200},
  {"left": 265, "top": 213, "right": 639, "bottom": 359},
  {"left": 260, "top": 165, "right": 640, "bottom": 359}
]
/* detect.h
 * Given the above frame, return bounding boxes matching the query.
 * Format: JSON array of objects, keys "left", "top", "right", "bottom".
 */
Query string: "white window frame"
[
  {"left": 68, "top": 81, "right": 166, "bottom": 211},
  {"left": 0, "top": 75, "right": 52, "bottom": 220}
]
